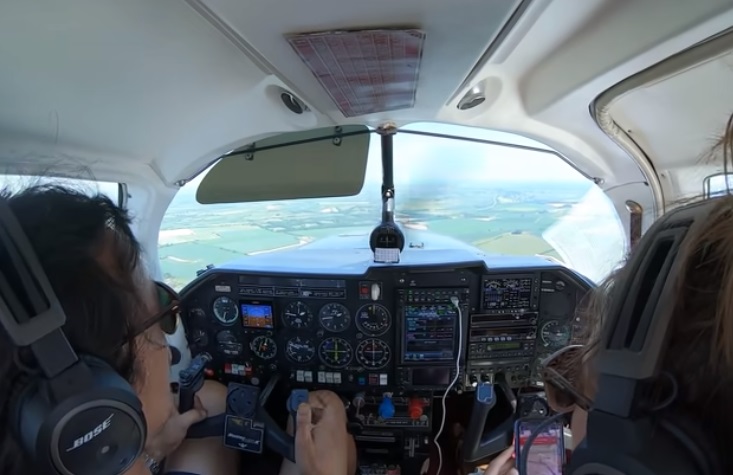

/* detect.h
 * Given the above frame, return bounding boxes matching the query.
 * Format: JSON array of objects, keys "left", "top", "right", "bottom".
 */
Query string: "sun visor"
[{"left": 196, "top": 125, "right": 371, "bottom": 204}]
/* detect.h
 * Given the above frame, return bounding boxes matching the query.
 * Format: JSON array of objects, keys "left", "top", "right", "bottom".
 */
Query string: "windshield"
[{"left": 159, "top": 123, "right": 626, "bottom": 289}]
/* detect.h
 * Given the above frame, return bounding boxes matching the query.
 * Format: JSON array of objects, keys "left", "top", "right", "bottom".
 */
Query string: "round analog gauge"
[
  {"left": 356, "top": 338, "right": 391, "bottom": 370},
  {"left": 286, "top": 336, "right": 316, "bottom": 364},
  {"left": 318, "top": 303, "right": 351, "bottom": 332},
  {"left": 540, "top": 320, "right": 571, "bottom": 346},
  {"left": 250, "top": 335, "right": 277, "bottom": 360},
  {"left": 318, "top": 337, "right": 353, "bottom": 368},
  {"left": 216, "top": 330, "right": 242, "bottom": 356},
  {"left": 282, "top": 301, "right": 313, "bottom": 329},
  {"left": 212, "top": 296, "right": 239, "bottom": 325},
  {"left": 355, "top": 304, "right": 391, "bottom": 336}
]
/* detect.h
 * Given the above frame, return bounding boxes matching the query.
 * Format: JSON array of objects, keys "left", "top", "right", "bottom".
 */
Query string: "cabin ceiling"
[
  {"left": 607, "top": 31, "right": 733, "bottom": 201},
  {"left": 1, "top": 0, "right": 733, "bottom": 211}
]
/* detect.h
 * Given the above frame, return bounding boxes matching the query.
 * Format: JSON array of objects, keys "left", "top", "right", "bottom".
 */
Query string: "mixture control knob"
[
  {"left": 469, "top": 375, "right": 478, "bottom": 387},
  {"left": 379, "top": 395, "right": 395, "bottom": 419},
  {"left": 408, "top": 398, "right": 424, "bottom": 420}
]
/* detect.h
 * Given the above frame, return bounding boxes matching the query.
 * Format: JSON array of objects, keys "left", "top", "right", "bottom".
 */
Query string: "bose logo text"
[{"left": 66, "top": 414, "right": 114, "bottom": 452}]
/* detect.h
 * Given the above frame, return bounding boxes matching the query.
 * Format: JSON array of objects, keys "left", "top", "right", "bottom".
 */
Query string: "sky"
[{"left": 178, "top": 122, "right": 588, "bottom": 198}]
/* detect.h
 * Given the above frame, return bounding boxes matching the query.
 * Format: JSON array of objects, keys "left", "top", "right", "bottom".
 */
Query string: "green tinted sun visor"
[{"left": 196, "top": 125, "right": 371, "bottom": 204}]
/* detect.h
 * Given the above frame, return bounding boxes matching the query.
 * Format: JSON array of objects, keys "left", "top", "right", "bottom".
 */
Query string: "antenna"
[{"left": 369, "top": 125, "right": 405, "bottom": 263}]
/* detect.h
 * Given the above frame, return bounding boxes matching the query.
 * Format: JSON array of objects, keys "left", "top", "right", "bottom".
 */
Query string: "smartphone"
[{"left": 514, "top": 417, "right": 564, "bottom": 475}]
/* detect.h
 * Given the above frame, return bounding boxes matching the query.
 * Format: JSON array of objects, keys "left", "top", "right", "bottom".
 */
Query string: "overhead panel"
[{"left": 287, "top": 29, "right": 426, "bottom": 117}]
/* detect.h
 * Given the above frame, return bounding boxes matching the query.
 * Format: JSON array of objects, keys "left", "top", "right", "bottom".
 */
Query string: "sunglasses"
[
  {"left": 136, "top": 281, "right": 180, "bottom": 336},
  {"left": 539, "top": 344, "right": 593, "bottom": 412}
]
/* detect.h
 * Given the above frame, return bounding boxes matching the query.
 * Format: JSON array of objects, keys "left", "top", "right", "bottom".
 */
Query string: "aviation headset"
[
  {"left": 0, "top": 198, "right": 146, "bottom": 475},
  {"left": 562, "top": 198, "right": 724, "bottom": 475}
]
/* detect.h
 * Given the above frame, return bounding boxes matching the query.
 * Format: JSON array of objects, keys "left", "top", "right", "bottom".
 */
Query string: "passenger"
[
  {"left": 480, "top": 117, "right": 733, "bottom": 475},
  {"left": 0, "top": 185, "right": 355, "bottom": 475}
]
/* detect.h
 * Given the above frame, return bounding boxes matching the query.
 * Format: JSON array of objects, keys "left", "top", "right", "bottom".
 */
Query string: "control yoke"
[
  {"left": 183, "top": 365, "right": 298, "bottom": 462},
  {"left": 462, "top": 376, "right": 517, "bottom": 463}
]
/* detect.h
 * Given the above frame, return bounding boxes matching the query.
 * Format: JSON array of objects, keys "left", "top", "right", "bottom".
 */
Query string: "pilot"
[
  {"left": 0, "top": 185, "right": 356, "bottom": 475},
  {"left": 481, "top": 118, "right": 733, "bottom": 475}
]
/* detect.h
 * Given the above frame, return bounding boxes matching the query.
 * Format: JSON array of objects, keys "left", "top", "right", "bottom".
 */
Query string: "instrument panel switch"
[{"left": 378, "top": 395, "right": 395, "bottom": 419}]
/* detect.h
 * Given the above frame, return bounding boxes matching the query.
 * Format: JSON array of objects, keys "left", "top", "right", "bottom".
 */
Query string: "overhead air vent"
[
  {"left": 457, "top": 86, "right": 486, "bottom": 110},
  {"left": 280, "top": 90, "right": 308, "bottom": 115}
]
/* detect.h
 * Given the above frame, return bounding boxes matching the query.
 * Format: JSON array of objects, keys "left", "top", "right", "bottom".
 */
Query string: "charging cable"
[{"left": 434, "top": 295, "right": 463, "bottom": 475}]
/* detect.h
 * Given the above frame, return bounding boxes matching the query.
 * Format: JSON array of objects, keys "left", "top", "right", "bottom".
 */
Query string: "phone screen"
[{"left": 514, "top": 418, "right": 564, "bottom": 475}]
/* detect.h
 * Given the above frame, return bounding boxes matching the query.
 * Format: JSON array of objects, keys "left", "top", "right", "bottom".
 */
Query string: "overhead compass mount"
[{"left": 369, "top": 124, "right": 405, "bottom": 264}]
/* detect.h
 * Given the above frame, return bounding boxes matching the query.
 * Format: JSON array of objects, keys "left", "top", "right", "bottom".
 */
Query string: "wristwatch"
[{"left": 142, "top": 452, "right": 162, "bottom": 475}]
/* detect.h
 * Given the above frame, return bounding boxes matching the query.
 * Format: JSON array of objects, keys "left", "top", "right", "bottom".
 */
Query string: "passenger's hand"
[
  {"left": 483, "top": 445, "right": 518, "bottom": 475},
  {"left": 294, "top": 390, "right": 350, "bottom": 475},
  {"left": 144, "top": 395, "right": 208, "bottom": 461}
]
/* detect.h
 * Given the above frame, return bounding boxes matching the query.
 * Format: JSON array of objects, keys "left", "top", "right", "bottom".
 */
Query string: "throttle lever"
[
  {"left": 462, "top": 374, "right": 516, "bottom": 463},
  {"left": 178, "top": 352, "right": 211, "bottom": 412}
]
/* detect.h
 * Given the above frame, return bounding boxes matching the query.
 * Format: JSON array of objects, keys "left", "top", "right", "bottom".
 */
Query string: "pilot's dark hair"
[
  {"left": 565, "top": 114, "right": 733, "bottom": 472},
  {"left": 0, "top": 184, "right": 145, "bottom": 474}
]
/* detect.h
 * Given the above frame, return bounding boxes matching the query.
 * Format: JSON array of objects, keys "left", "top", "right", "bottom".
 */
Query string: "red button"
[{"left": 408, "top": 398, "right": 424, "bottom": 420}]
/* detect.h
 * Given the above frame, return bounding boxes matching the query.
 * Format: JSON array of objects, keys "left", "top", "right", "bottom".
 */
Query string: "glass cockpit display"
[
  {"left": 240, "top": 301, "right": 274, "bottom": 328},
  {"left": 402, "top": 304, "right": 458, "bottom": 362}
]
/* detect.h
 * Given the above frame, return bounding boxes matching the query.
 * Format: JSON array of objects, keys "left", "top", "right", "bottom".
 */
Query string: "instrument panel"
[{"left": 181, "top": 262, "right": 591, "bottom": 393}]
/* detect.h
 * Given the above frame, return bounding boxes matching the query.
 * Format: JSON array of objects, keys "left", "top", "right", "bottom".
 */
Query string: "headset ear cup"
[{"left": 12, "top": 356, "right": 147, "bottom": 475}]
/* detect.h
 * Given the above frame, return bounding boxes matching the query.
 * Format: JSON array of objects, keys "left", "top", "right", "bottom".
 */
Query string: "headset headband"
[
  {"left": 593, "top": 201, "right": 711, "bottom": 417},
  {"left": 0, "top": 198, "right": 81, "bottom": 388}
]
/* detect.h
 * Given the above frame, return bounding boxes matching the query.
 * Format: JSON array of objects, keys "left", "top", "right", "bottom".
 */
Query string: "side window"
[{"left": 703, "top": 173, "right": 733, "bottom": 198}]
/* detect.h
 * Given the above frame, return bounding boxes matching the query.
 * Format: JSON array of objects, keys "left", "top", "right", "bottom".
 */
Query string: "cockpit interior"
[
  {"left": 170, "top": 127, "right": 594, "bottom": 474},
  {"left": 3, "top": 1, "right": 733, "bottom": 475}
]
